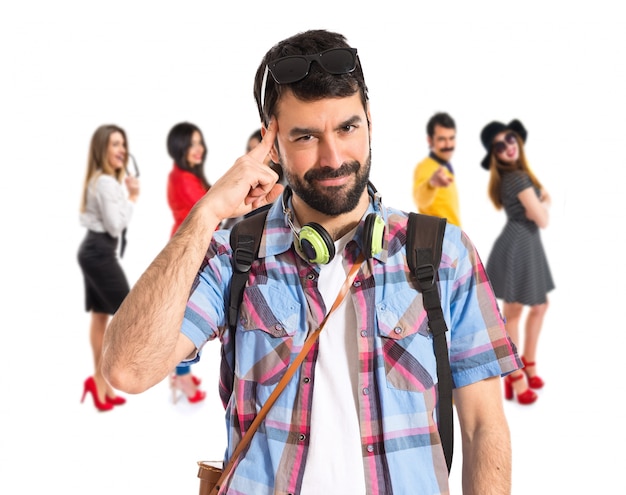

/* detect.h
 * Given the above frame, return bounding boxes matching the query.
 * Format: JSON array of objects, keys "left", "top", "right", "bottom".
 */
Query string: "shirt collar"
[{"left": 429, "top": 151, "right": 454, "bottom": 175}]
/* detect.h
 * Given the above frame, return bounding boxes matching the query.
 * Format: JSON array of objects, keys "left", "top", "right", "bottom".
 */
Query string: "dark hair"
[
  {"left": 426, "top": 112, "right": 456, "bottom": 138},
  {"left": 253, "top": 29, "right": 369, "bottom": 126},
  {"left": 249, "top": 128, "right": 262, "bottom": 143},
  {"left": 166, "top": 122, "right": 210, "bottom": 189}
]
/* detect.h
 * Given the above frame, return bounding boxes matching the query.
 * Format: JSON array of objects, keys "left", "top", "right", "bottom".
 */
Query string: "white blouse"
[{"left": 79, "top": 174, "right": 134, "bottom": 239}]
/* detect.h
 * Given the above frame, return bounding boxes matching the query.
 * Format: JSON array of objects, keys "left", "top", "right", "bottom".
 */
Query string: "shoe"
[
  {"left": 169, "top": 375, "right": 206, "bottom": 404},
  {"left": 504, "top": 373, "right": 537, "bottom": 405},
  {"left": 106, "top": 395, "right": 127, "bottom": 406},
  {"left": 81, "top": 376, "right": 114, "bottom": 412},
  {"left": 186, "top": 389, "right": 207, "bottom": 403},
  {"left": 191, "top": 375, "right": 202, "bottom": 386},
  {"left": 521, "top": 356, "right": 544, "bottom": 389}
]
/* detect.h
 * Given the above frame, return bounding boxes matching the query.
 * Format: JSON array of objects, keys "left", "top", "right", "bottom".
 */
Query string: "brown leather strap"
[{"left": 210, "top": 253, "right": 365, "bottom": 494}]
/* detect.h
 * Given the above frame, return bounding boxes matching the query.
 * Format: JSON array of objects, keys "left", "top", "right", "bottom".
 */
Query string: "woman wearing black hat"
[{"left": 480, "top": 119, "right": 554, "bottom": 405}]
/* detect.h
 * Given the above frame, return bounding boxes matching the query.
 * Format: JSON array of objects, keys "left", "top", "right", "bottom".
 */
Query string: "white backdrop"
[{"left": 1, "top": 1, "right": 624, "bottom": 493}]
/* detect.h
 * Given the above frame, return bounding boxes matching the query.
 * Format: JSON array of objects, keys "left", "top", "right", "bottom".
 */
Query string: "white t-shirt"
[{"left": 301, "top": 230, "right": 366, "bottom": 494}]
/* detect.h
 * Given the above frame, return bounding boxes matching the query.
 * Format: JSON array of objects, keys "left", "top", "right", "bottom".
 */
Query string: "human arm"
[
  {"left": 453, "top": 376, "right": 512, "bottom": 495},
  {"left": 518, "top": 186, "right": 549, "bottom": 228},
  {"left": 412, "top": 160, "right": 453, "bottom": 210},
  {"left": 102, "top": 121, "right": 284, "bottom": 394},
  {"left": 125, "top": 175, "right": 140, "bottom": 203}
]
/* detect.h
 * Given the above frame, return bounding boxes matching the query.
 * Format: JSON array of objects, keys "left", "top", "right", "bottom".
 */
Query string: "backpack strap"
[
  {"left": 217, "top": 206, "right": 271, "bottom": 406},
  {"left": 406, "top": 212, "right": 454, "bottom": 473},
  {"left": 228, "top": 206, "right": 271, "bottom": 330}
]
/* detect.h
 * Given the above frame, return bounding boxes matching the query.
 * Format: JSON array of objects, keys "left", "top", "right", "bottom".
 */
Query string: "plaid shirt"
[{"left": 182, "top": 194, "right": 520, "bottom": 495}]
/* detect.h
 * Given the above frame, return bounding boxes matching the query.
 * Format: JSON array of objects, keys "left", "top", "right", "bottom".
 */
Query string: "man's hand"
[
  {"left": 429, "top": 166, "right": 454, "bottom": 188},
  {"left": 202, "top": 119, "right": 284, "bottom": 221}
]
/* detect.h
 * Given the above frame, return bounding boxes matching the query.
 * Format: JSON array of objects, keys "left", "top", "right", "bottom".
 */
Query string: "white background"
[{"left": 1, "top": 1, "right": 624, "bottom": 493}]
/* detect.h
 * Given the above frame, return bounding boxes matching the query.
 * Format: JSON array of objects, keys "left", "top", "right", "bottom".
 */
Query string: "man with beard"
[
  {"left": 103, "top": 30, "right": 520, "bottom": 495},
  {"left": 412, "top": 112, "right": 462, "bottom": 227}
]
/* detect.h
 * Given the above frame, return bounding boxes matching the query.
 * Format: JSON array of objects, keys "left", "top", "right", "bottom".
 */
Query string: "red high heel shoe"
[
  {"left": 504, "top": 373, "right": 537, "bottom": 405},
  {"left": 81, "top": 376, "right": 114, "bottom": 412},
  {"left": 521, "top": 356, "right": 544, "bottom": 389},
  {"left": 170, "top": 375, "right": 206, "bottom": 404},
  {"left": 106, "top": 395, "right": 127, "bottom": 406},
  {"left": 191, "top": 375, "right": 202, "bottom": 386}
]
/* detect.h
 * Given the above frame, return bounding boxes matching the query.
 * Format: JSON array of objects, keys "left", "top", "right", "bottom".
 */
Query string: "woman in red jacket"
[{"left": 166, "top": 122, "right": 211, "bottom": 403}]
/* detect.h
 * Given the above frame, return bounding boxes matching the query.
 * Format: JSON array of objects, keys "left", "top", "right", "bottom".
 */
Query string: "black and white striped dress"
[{"left": 486, "top": 171, "right": 554, "bottom": 305}]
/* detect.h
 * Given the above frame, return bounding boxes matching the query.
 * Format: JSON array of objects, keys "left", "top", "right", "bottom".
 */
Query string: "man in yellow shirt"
[{"left": 412, "top": 112, "right": 461, "bottom": 227}]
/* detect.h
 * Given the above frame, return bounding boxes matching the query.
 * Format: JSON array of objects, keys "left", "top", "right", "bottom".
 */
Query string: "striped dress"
[{"left": 486, "top": 170, "right": 555, "bottom": 305}]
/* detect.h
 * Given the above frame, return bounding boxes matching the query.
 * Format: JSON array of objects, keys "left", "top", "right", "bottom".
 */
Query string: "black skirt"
[{"left": 77, "top": 231, "right": 130, "bottom": 314}]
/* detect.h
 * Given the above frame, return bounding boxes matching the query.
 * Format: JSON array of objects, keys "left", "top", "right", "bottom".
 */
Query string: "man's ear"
[{"left": 269, "top": 141, "right": 280, "bottom": 164}]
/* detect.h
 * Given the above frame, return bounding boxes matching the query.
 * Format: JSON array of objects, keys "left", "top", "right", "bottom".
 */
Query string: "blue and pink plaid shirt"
[{"left": 181, "top": 193, "right": 520, "bottom": 494}]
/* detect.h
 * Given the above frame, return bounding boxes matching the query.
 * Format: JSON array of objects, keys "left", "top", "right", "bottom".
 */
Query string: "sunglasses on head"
[
  {"left": 260, "top": 47, "right": 358, "bottom": 118},
  {"left": 493, "top": 132, "right": 517, "bottom": 154},
  {"left": 268, "top": 47, "right": 358, "bottom": 84}
]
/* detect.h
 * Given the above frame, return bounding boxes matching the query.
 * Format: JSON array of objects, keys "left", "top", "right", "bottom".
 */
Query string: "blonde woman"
[
  {"left": 480, "top": 119, "right": 554, "bottom": 405},
  {"left": 78, "top": 124, "right": 139, "bottom": 411}
]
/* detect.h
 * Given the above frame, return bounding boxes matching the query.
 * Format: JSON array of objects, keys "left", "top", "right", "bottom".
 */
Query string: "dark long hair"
[{"left": 166, "top": 122, "right": 210, "bottom": 189}]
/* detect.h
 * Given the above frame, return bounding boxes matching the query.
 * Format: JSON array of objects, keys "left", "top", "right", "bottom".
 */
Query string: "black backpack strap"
[
  {"left": 219, "top": 206, "right": 271, "bottom": 407},
  {"left": 228, "top": 205, "right": 271, "bottom": 330},
  {"left": 407, "top": 212, "right": 454, "bottom": 474}
]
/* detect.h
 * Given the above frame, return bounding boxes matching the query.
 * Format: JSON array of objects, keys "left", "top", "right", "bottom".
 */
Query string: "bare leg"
[
  {"left": 522, "top": 300, "right": 549, "bottom": 378},
  {"left": 170, "top": 366, "right": 205, "bottom": 403},
  {"left": 502, "top": 302, "right": 530, "bottom": 396},
  {"left": 89, "top": 311, "right": 110, "bottom": 403}
]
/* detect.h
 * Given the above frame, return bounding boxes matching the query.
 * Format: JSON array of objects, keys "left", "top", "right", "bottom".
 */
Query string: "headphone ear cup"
[
  {"left": 363, "top": 214, "right": 385, "bottom": 259},
  {"left": 299, "top": 222, "right": 335, "bottom": 264}
]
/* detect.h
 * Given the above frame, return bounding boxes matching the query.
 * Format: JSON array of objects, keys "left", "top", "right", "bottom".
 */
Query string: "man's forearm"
[
  {"left": 461, "top": 425, "right": 512, "bottom": 495},
  {"left": 102, "top": 205, "right": 220, "bottom": 393}
]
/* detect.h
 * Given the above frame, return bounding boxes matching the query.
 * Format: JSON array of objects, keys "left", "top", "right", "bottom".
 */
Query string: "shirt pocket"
[
  {"left": 237, "top": 283, "right": 302, "bottom": 386},
  {"left": 376, "top": 288, "right": 436, "bottom": 392}
]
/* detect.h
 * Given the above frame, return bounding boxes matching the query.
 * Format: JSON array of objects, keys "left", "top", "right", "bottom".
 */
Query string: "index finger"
[{"left": 248, "top": 119, "right": 277, "bottom": 162}]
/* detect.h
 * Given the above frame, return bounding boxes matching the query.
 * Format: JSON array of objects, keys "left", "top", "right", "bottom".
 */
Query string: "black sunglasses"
[
  {"left": 125, "top": 153, "right": 140, "bottom": 178},
  {"left": 268, "top": 47, "right": 358, "bottom": 84},
  {"left": 260, "top": 48, "right": 358, "bottom": 115},
  {"left": 493, "top": 132, "right": 517, "bottom": 154}
]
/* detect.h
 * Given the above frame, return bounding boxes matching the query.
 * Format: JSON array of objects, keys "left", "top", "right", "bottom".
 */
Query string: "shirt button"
[
  {"left": 362, "top": 388, "right": 369, "bottom": 395},
  {"left": 306, "top": 273, "right": 315, "bottom": 280},
  {"left": 353, "top": 280, "right": 361, "bottom": 287},
  {"left": 303, "top": 377, "right": 310, "bottom": 383},
  {"left": 274, "top": 323, "right": 284, "bottom": 332},
  {"left": 360, "top": 330, "right": 367, "bottom": 337},
  {"left": 394, "top": 327, "right": 402, "bottom": 335},
  {"left": 299, "top": 434, "right": 306, "bottom": 442},
  {"left": 367, "top": 445, "right": 374, "bottom": 453}
]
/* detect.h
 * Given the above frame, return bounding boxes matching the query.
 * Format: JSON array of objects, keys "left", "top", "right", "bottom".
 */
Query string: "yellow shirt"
[{"left": 412, "top": 156, "right": 461, "bottom": 227}]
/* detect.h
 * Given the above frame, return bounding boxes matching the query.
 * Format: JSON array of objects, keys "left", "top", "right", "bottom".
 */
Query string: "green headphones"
[{"left": 282, "top": 182, "right": 385, "bottom": 264}]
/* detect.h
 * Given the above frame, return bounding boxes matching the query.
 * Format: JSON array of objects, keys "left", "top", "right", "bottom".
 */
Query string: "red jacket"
[{"left": 167, "top": 165, "right": 208, "bottom": 238}]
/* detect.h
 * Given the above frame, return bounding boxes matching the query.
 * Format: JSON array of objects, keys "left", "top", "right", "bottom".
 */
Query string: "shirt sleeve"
[
  {"left": 412, "top": 159, "right": 438, "bottom": 210},
  {"left": 444, "top": 225, "right": 521, "bottom": 387},
  {"left": 508, "top": 171, "right": 533, "bottom": 196}
]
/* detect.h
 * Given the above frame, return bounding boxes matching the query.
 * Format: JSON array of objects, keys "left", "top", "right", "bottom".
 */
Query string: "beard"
[{"left": 283, "top": 150, "right": 372, "bottom": 216}]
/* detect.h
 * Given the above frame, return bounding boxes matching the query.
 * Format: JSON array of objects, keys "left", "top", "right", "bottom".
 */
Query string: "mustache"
[
  {"left": 440, "top": 147, "right": 455, "bottom": 153},
  {"left": 304, "top": 161, "right": 360, "bottom": 182}
]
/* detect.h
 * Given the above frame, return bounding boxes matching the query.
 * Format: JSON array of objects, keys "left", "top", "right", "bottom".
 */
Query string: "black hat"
[{"left": 480, "top": 119, "right": 527, "bottom": 170}]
